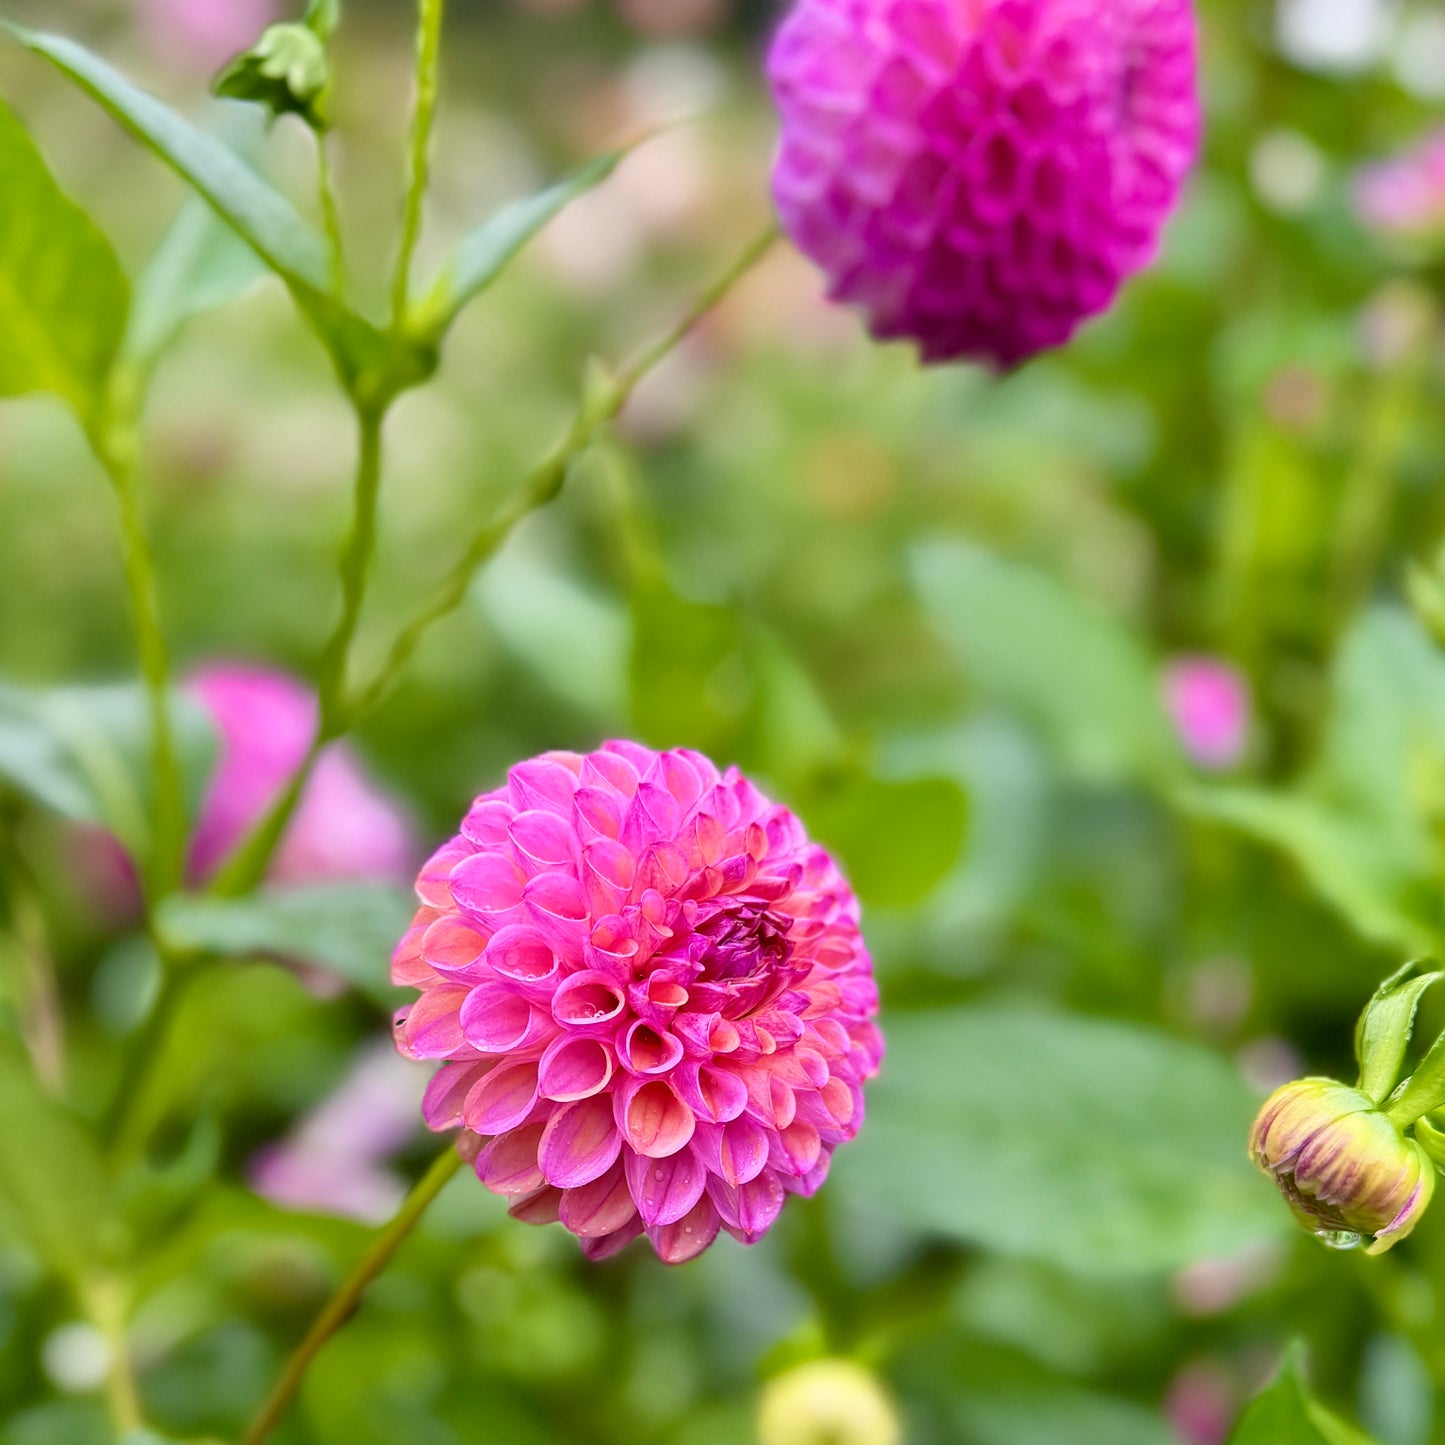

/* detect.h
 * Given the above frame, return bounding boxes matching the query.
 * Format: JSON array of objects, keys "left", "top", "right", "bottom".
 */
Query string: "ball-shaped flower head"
[
  {"left": 392, "top": 742, "right": 883, "bottom": 1264},
  {"left": 767, "top": 0, "right": 1201, "bottom": 367}
]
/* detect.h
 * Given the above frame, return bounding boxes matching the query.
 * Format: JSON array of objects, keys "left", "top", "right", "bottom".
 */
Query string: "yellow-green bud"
[
  {"left": 1248, "top": 1078, "right": 1435, "bottom": 1253},
  {"left": 758, "top": 1360, "right": 902, "bottom": 1445}
]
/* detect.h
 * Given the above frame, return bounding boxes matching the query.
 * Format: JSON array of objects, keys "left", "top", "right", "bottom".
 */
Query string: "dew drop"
[
  {"left": 1315, "top": 1228, "right": 1365, "bottom": 1251},
  {"left": 654, "top": 1168, "right": 665, "bottom": 1181}
]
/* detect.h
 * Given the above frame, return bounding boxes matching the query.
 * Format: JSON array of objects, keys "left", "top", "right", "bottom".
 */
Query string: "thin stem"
[
  {"left": 352, "top": 224, "right": 778, "bottom": 720},
  {"left": 90, "top": 423, "right": 186, "bottom": 902},
  {"left": 242, "top": 1144, "right": 464, "bottom": 1445},
  {"left": 1, "top": 827, "right": 65, "bottom": 1091},
  {"left": 391, "top": 0, "right": 446, "bottom": 323},
  {"left": 83, "top": 1274, "right": 143, "bottom": 1434},
  {"left": 317, "top": 134, "right": 347, "bottom": 298},
  {"left": 208, "top": 403, "right": 384, "bottom": 898}
]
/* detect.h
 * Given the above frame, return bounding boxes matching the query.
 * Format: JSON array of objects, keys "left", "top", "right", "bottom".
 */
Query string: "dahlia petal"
[
  {"left": 476, "top": 1124, "right": 547, "bottom": 1196},
  {"left": 523, "top": 873, "right": 591, "bottom": 961},
  {"left": 540, "top": 1095, "right": 623, "bottom": 1188},
  {"left": 685, "top": 1064, "right": 748, "bottom": 1124},
  {"left": 649, "top": 1195, "right": 722, "bottom": 1265},
  {"left": 538, "top": 1035, "right": 615, "bottom": 1102},
  {"left": 507, "top": 759, "right": 580, "bottom": 814},
  {"left": 618, "top": 1020, "right": 685, "bottom": 1077},
  {"left": 559, "top": 1161, "right": 638, "bottom": 1238},
  {"left": 464, "top": 1060, "right": 541, "bottom": 1134},
  {"left": 422, "top": 1061, "right": 489, "bottom": 1130},
  {"left": 625, "top": 1143, "right": 708, "bottom": 1227},
  {"left": 460, "top": 983, "right": 540, "bottom": 1054},
  {"left": 421, "top": 915, "right": 490, "bottom": 979},
  {"left": 417, "top": 838, "right": 472, "bottom": 907},
  {"left": 509, "top": 809, "right": 580, "bottom": 872},
  {"left": 460, "top": 797, "right": 513, "bottom": 849},
  {"left": 582, "top": 839, "right": 636, "bottom": 917},
  {"left": 580, "top": 749, "right": 641, "bottom": 797},
  {"left": 772, "top": 1119, "right": 824, "bottom": 1177},
  {"left": 696, "top": 1117, "right": 771, "bottom": 1187},
  {"left": 574, "top": 786, "right": 624, "bottom": 842},
  {"left": 552, "top": 970, "right": 628, "bottom": 1034},
  {"left": 485, "top": 925, "right": 561, "bottom": 1001},
  {"left": 617, "top": 1078, "right": 697, "bottom": 1159},
  {"left": 509, "top": 1187, "right": 563, "bottom": 1226},
  {"left": 579, "top": 1214, "right": 644, "bottom": 1261},
  {"left": 396, "top": 986, "right": 471, "bottom": 1059},
  {"left": 450, "top": 852, "right": 527, "bottom": 920}
]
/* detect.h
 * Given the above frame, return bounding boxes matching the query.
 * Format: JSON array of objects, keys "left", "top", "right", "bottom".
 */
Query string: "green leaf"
[
  {"left": 0, "top": 1040, "right": 116, "bottom": 1280},
  {"left": 838, "top": 1006, "right": 1285, "bottom": 1272},
  {"left": 0, "top": 95, "right": 128, "bottom": 420},
  {"left": 804, "top": 772, "right": 968, "bottom": 908},
  {"left": 1354, "top": 960, "right": 1443, "bottom": 1104},
  {"left": 955, "top": 1386, "right": 1176, "bottom": 1445},
  {"left": 1229, "top": 1346, "right": 1378, "bottom": 1445},
  {"left": 125, "top": 196, "right": 266, "bottom": 373},
  {"left": 419, "top": 150, "right": 628, "bottom": 338},
  {"left": 913, "top": 540, "right": 1182, "bottom": 787},
  {"left": 157, "top": 884, "right": 416, "bottom": 1004},
  {"left": 0, "top": 681, "right": 217, "bottom": 860},
  {"left": 7, "top": 28, "right": 432, "bottom": 396},
  {"left": 1187, "top": 607, "right": 1445, "bottom": 956}
]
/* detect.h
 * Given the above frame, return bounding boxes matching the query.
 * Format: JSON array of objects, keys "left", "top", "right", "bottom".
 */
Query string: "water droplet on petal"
[
  {"left": 1315, "top": 1228, "right": 1364, "bottom": 1251},
  {"left": 654, "top": 1168, "right": 664, "bottom": 1181}
]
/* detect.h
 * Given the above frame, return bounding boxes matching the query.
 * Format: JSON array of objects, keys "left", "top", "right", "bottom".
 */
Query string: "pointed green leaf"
[
  {"left": 1229, "top": 1346, "right": 1377, "bottom": 1445},
  {"left": 9, "top": 26, "right": 330, "bottom": 289},
  {"left": 6, "top": 28, "right": 432, "bottom": 395},
  {"left": 0, "top": 96, "right": 128, "bottom": 420},
  {"left": 1354, "top": 960, "right": 1443, "bottom": 1103},
  {"left": 125, "top": 196, "right": 266, "bottom": 373},
  {"left": 419, "top": 150, "right": 628, "bottom": 337}
]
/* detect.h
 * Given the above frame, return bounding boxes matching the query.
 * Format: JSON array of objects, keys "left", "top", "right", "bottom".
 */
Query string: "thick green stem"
[
  {"left": 353, "top": 224, "right": 778, "bottom": 719},
  {"left": 391, "top": 0, "right": 446, "bottom": 323},
  {"left": 241, "top": 1144, "right": 464, "bottom": 1445},
  {"left": 90, "top": 423, "right": 186, "bottom": 902}
]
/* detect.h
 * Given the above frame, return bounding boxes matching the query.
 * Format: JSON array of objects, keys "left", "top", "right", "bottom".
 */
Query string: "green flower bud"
[
  {"left": 758, "top": 1360, "right": 902, "bottom": 1445},
  {"left": 1249, "top": 1078, "right": 1436, "bottom": 1253},
  {"left": 213, "top": 1, "right": 338, "bottom": 131}
]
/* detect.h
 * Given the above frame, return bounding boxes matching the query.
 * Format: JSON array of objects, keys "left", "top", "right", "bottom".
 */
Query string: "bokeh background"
[{"left": 4, "top": 0, "right": 1445, "bottom": 1441}]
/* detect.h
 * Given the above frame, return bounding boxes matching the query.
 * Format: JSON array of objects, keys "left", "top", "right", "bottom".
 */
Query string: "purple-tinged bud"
[{"left": 1248, "top": 1078, "right": 1435, "bottom": 1254}]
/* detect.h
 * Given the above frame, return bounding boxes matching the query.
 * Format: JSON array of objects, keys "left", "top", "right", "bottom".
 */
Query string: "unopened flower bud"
[
  {"left": 213, "top": 0, "right": 338, "bottom": 130},
  {"left": 1248, "top": 1078, "right": 1435, "bottom": 1253},
  {"left": 758, "top": 1360, "right": 902, "bottom": 1445}
]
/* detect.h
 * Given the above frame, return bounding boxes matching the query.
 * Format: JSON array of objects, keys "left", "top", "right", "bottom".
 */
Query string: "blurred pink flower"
[
  {"left": 250, "top": 1043, "right": 426, "bottom": 1222},
  {"left": 1354, "top": 131, "right": 1445, "bottom": 243},
  {"left": 767, "top": 0, "right": 1201, "bottom": 367},
  {"left": 392, "top": 742, "right": 883, "bottom": 1264},
  {"left": 1163, "top": 657, "right": 1249, "bottom": 771},
  {"left": 1165, "top": 1360, "right": 1237, "bottom": 1445},
  {"left": 142, "top": 0, "right": 278, "bottom": 74},
  {"left": 187, "top": 664, "right": 414, "bottom": 888}
]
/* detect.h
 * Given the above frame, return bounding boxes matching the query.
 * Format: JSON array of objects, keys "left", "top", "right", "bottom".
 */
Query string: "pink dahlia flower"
[
  {"left": 184, "top": 664, "right": 414, "bottom": 888},
  {"left": 392, "top": 742, "right": 883, "bottom": 1264},
  {"left": 1163, "top": 657, "right": 1249, "bottom": 771},
  {"left": 767, "top": 0, "right": 1201, "bottom": 367},
  {"left": 1354, "top": 132, "right": 1445, "bottom": 245}
]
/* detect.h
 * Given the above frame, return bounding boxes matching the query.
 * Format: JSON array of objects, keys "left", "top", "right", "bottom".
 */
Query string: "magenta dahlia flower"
[
  {"left": 392, "top": 742, "right": 882, "bottom": 1264},
  {"left": 767, "top": 0, "right": 1201, "bottom": 367}
]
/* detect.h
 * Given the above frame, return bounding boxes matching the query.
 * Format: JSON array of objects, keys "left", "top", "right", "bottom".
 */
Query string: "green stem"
[
  {"left": 391, "top": 0, "right": 446, "bottom": 323},
  {"left": 208, "top": 402, "right": 383, "bottom": 899},
  {"left": 352, "top": 224, "right": 778, "bottom": 720},
  {"left": 90, "top": 422, "right": 186, "bottom": 902},
  {"left": 241, "top": 1144, "right": 464, "bottom": 1445},
  {"left": 83, "top": 1273, "right": 143, "bottom": 1434}
]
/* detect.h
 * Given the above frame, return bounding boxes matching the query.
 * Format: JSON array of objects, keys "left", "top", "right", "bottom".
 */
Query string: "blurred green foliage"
[{"left": 0, "top": 0, "right": 1444, "bottom": 1443}]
